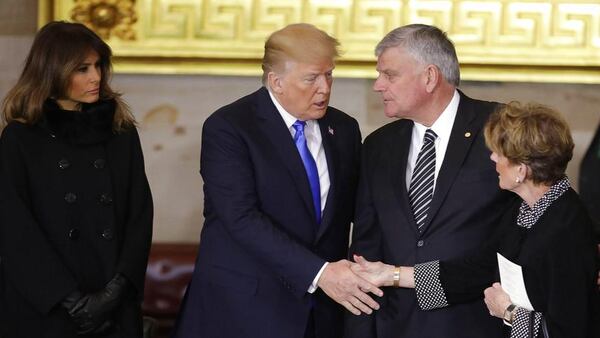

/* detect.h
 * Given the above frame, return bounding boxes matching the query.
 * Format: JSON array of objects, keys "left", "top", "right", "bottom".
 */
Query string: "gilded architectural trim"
[
  {"left": 70, "top": 0, "right": 137, "bottom": 40},
  {"left": 39, "top": 0, "right": 600, "bottom": 83}
]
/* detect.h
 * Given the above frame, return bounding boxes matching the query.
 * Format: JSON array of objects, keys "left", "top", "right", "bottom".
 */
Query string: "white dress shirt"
[
  {"left": 268, "top": 90, "right": 329, "bottom": 293},
  {"left": 406, "top": 90, "right": 460, "bottom": 193}
]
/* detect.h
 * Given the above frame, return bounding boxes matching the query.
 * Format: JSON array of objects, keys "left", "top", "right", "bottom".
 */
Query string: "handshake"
[
  {"left": 61, "top": 274, "right": 130, "bottom": 335},
  {"left": 316, "top": 255, "right": 399, "bottom": 316}
]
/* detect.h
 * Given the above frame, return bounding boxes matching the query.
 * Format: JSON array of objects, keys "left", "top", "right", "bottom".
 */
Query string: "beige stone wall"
[{"left": 1, "top": 0, "right": 599, "bottom": 243}]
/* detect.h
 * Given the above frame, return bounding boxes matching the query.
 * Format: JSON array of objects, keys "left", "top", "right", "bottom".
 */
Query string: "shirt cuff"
[
  {"left": 414, "top": 260, "right": 449, "bottom": 310},
  {"left": 308, "top": 262, "right": 329, "bottom": 293},
  {"left": 510, "top": 307, "right": 543, "bottom": 338}
]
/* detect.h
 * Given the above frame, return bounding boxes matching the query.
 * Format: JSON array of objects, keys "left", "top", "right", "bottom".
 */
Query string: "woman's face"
[
  {"left": 490, "top": 151, "right": 521, "bottom": 192},
  {"left": 57, "top": 50, "right": 101, "bottom": 111}
]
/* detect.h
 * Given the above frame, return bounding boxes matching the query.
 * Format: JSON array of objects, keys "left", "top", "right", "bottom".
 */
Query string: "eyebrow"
[
  {"left": 377, "top": 68, "right": 396, "bottom": 75},
  {"left": 304, "top": 68, "right": 334, "bottom": 76},
  {"left": 80, "top": 58, "right": 101, "bottom": 65}
]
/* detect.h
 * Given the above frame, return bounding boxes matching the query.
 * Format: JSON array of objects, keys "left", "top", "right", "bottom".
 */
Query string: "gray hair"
[{"left": 375, "top": 24, "right": 460, "bottom": 86}]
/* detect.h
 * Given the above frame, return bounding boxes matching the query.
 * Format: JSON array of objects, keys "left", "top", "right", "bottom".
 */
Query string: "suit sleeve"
[
  {"left": 115, "top": 128, "right": 153, "bottom": 299},
  {"left": 200, "top": 114, "right": 325, "bottom": 299},
  {"left": 344, "top": 140, "right": 382, "bottom": 338},
  {"left": 0, "top": 124, "right": 77, "bottom": 314}
]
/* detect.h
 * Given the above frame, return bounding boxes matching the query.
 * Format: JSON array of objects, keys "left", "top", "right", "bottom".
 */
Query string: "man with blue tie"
[{"left": 172, "top": 23, "right": 382, "bottom": 338}]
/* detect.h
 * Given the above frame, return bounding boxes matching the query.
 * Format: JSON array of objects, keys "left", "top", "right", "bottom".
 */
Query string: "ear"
[
  {"left": 267, "top": 71, "right": 284, "bottom": 95},
  {"left": 518, "top": 163, "right": 531, "bottom": 181},
  {"left": 424, "top": 65, "right": 440, "bottom": 93}
]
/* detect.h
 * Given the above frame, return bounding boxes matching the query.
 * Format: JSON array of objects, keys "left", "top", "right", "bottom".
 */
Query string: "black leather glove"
[
  {"left": 62, "top": 290, "right": 114, "bottom": 335},
  {"left": 68, "top": 274, "right": 129, "bottom": 335},
  {"left": 87, "top": 319, "right": 115, "bottom": 336},
  {"left": 61, "top": 290, "right": 84, "bottom": 311}
]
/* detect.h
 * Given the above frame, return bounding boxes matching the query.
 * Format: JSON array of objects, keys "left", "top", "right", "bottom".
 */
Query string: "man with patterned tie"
[
  {"left": 344, "top": 24, "right": 515, "bottom": 338},
  {"left": 172, "top": 23, "right": 383, "bottom": 338}
]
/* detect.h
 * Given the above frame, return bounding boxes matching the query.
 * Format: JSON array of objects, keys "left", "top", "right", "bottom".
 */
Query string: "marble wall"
[{"left": 1, "top": 0, "right": 598, "bottom": 242}]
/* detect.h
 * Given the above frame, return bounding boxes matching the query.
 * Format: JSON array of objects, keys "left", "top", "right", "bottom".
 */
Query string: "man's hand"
[
  {"left": 483, "top": 282, "right": 512, "bottom": 319},
  {"left": 317, "top": 259, "right": 383, "bottom": 316}
]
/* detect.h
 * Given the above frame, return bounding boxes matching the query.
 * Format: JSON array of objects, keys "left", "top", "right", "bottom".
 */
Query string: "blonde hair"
[
  {"left": 1, "top": 21, "right": 135, "bottom": 132},
  {"left": 261, "top": 23, "right": 340, "bottom": 84},
  {"left": 484, "top": 102, "right": 574, "bottom": 185}
]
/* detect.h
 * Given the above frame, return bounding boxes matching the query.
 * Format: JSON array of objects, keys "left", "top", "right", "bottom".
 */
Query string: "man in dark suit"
[
  {"left": 344, "top": 24, "right": 514, "bottom": 338},
  {"left": 579, "top": 122, "right": 600, "bottom": 288},
  {"left": 172, "top": 23, "right": 382, "bottom": 338},
  {"left": 580, "top": 122, "right": 600, "bottom": 231}
]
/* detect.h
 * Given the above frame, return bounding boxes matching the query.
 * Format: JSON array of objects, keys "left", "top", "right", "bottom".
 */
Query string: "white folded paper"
[{"left": 496, "top": 253, "right": 534, "bottom": 311}]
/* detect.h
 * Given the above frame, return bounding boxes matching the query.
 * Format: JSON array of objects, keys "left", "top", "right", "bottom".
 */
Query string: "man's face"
[
  {"left": 271, "top": 59, "right": 334, "bottom": 121},
  {"left": 373, "top": 47, "right": 429, "bottom": 121}
]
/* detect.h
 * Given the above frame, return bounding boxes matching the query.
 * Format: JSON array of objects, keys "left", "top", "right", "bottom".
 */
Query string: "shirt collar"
[
  {"left": 412, "top": 90, "right": 460, "bottom": 143},
  {"left": 267, "top": 89, "right": 316, "bottom": 130},
  {"left": 517, "top": 176, "right": 571, "bottom": 229}
]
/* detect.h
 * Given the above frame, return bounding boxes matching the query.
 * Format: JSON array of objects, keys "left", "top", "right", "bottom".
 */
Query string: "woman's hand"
[
  {"left": 483, "top": 282, "right": 512, "bottom": 318},
  {"left": 350, "top": 254, "right": 395, "bottom": 287}
]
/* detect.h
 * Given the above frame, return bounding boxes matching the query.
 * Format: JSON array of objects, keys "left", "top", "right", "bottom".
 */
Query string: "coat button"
[
  {"left": 417, "top": 240, "right": 425, "bottom": 247},
  {"left": 58, "top": 158, "right": 70, "bottom": 170},
  {"left": 64, "top": 192, "right": 77, "bottom": 204},
  {"left": 99, "top": 193, "right": 113, "bottom": 205},
  {"left": 101, "top": 228, "right": 114, "bottom": 240},
  {"left": 68, "top": 228, "right": 80, "bottom": 240},
  {"left": 93, "top": 159, "right": 105, "bottom": 169}
]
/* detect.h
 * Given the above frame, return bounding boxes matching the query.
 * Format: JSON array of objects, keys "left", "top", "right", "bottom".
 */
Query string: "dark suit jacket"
[
  {"left": 173, "top": 87, "right": 361, "bottom": 338},
  {"left": 345, "top": 92, "right": 515, "bottom": 338},
  {"left": 579, "top": 122, "right": 600, "bottom": 236}
]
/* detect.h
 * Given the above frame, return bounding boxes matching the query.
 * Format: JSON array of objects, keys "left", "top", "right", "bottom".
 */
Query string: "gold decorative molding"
[
  {"left": 70, "top": 0, "right": 137, "bottom": 40},
  {"left": 39, "top": 0, "right": 600, "bottom": 83}
]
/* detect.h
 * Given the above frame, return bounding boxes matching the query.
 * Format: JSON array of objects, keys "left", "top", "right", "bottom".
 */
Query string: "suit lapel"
[
  {"left": 388, "top": 121, "right": 420, "bottom": 235},
  {"left": 374, "top": 121, "right": 421, "bottom": 255},
  {"left": 315, "top": 115, "right": 337, "bottom": 242},
  {"left": 419, "top": 93, "right": 478, "bottom": 235},
  {"left": 255, "top": 88, "right": 316, "bottom": 221}
]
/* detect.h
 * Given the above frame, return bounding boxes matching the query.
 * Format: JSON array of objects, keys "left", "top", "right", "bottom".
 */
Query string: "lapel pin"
[
  {"left": 464, "top": 132, "right": 471, "bottom": 138},
  {"left": 328, "top": 126, "right": 334, "bottom": 135}
]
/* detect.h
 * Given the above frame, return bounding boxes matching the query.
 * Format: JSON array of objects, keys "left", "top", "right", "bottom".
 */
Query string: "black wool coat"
[
  {"left": 441, "top": 189, "right": 600, "bottom": 338},
  {"left": 0, "top": 100, "right": 153, "bottom": 338}
]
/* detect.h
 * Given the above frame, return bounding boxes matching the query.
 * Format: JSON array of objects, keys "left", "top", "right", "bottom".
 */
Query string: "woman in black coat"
[
  {"left": 350, "top": 102, "right": 600, "bottom": 338},
  {"left": 0, "top": 21, "right": 153, "bottom": 337}
]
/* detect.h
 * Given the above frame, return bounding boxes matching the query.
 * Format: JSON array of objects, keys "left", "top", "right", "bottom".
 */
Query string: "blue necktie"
[{"left": 292, "top": 120, "right": 321, "bottom": 224}]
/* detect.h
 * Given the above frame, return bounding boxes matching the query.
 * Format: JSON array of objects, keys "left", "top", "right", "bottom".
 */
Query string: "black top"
[{"left": 436, "top": 188, "right": 600, "bottom": 337}]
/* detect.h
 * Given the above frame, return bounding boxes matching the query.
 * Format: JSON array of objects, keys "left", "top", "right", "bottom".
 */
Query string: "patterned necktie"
[
  {"left": 409, "top": 129, "right": 437, "bottom": 231},
  {"left": 292, "top": 120, "right": 321, "bottom": 224}
]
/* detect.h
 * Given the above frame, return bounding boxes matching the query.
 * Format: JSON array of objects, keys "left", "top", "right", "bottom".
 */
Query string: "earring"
[{"left": 515, "top": 177, "right": 521, "bottom": 183}]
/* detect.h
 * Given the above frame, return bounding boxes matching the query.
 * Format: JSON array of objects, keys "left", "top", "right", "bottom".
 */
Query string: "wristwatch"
[{"left": 503, "top": 304, "right": 518, "bottom": 326}]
